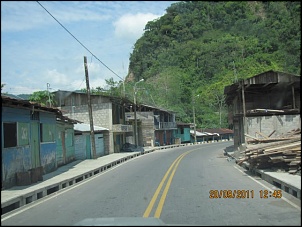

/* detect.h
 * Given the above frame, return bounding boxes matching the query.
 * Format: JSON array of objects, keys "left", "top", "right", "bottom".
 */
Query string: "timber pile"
[
  {"left": 238, "top": 129, "right": 301, "bottom": 174},
  {"left": 245, "top": 128, "right": 301, "bottom": 144}
]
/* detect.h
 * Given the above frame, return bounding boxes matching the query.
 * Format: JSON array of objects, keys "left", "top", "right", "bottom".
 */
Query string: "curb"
[
  {"left": 1, "top": 141, "right": 231, "bottom": 216},
  {"left": 225, "top": 152, "right": 301, "bottom": 200}
]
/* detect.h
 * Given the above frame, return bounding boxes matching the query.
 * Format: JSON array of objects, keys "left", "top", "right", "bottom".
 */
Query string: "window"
[
  {"left": 3, "top": 122, "right": 17, "bottom": 148},
  {"left": 3, "top": 122, "right": 30, "bottom": 148},
  {"left": 181, "top": 127, "right": 184, "bottom": 134},
  {"left": 40, "top": 123, "right": 55, "bottom": 142}
]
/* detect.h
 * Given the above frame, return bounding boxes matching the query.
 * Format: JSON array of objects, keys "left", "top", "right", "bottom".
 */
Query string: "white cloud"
[
  {"left": 113, "top": 13, "right": 161, "bottom": 42},
  {"left": 1, "top": 1, "right": 109, "bottom": 32},
  {"left": 2, "top": 85, "right": 39, "bottom": 95},
  {"left": 45, "top": 69, "right": 70, "bottom": 86},
  {"left": 69, "top": 79, "right": 86, "bottom": 91},
  {"left": 1, "top": 1, "right": 176, "bottom": 95},
  {"left": 75, "top": 62, "right": 102, "bottom": 75}
]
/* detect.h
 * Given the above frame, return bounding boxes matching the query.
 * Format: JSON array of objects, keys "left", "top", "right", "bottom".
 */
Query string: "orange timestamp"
[{"left": 209, "top": 189, "right": 282, "bottom": 199}]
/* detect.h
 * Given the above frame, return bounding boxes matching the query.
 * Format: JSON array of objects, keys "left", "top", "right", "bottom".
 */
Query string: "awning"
[{"left": 74, "top": 123, "right": 109, "bottom": 132}]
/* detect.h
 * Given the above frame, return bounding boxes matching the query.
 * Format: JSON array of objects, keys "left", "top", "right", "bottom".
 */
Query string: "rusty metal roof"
[{"left": 2, "top": 95, "right": 80, "bottom": 124}]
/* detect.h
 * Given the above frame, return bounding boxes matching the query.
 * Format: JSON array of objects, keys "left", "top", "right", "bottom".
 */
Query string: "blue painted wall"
[
  {"left": 40, "top": 143, "right": 56, "bottom": 173},
  {"left": 65, "top": 127, "right": 75, "bottom": 163},
  {"left": 2, "top": 107, "right": 58, "bottom": 188},
  {"left": 174, "top": 126, "right": 191, "bottom": 143},
  {"left": 56, "top": 122, "right": 65, "bottom": 166},
  {"left": 2, "top": 107, "right": 32, "bottom": 188},
  {"left": 56, "top": 121, "right": 75, "bottom": 166},
  {"left": 39, "top": 112, "right": 57, "bottom": 173},
  {"left": 2, "top": 146, "right": 32, "bottom": 188}
]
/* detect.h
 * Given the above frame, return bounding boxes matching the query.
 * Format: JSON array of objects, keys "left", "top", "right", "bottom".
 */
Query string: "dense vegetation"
[{"left": 122, "top": 1, "right": 301, "bottom": 129}]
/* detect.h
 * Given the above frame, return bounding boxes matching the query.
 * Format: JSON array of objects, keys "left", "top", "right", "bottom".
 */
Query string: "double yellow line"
[{"left": 143, "top": 148, "right": 198, "bottom": 218}]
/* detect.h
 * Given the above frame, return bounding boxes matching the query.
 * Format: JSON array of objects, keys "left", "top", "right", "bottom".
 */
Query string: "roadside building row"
[
  {"left": 1, "top": 91, "right": 232, "bottom": 189},
  {"left": 2, "top": 70, "right": 299, "bottom": 189}
]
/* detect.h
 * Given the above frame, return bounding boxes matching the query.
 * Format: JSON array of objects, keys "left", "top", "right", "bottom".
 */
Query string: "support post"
[{"left": 84, "top": 56, "right": 97, "bottom": 159}]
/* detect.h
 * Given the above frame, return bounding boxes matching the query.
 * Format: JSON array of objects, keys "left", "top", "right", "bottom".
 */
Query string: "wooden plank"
[
  {"left": 288, "top": 170, "right": 297, "bottom": 174},
  {"left": 254, "top": 108, "right": 284, "bottom": 113},
  {"left": 245, "top": 149, "right": 264, "bottom": 156},
  {"left": 263, "top": 142, "right": 301, "bottom": 152},
  {"left": 268, "top": 130, "right": 276, "bottom": 138},
  {"left": 254, "top": 138, "right": 297, "bottom": 143},
  {"left": 289, "top": 161, "right": 301, "bottom": 165},
  {"left": 250, "top": 150, "right": 284, "bottom": 158},
  {"left": 282, "top": 155, "right": 297, "bottom": 159},
  {"left": 282, "top": 150, "right": 296, "bottom": 154},
  {"left": 245, "top": 137, "right": 301, "bottom": 153},
  {"left": 290, "top": 147, "right": 301, "bottom": 151},
  {"left": 245, "top": 134, "right": 260, "bottom": 141},
  {"left": 269, "top": 156, "right": 284, "bottom": 160},
  {"left": 283, "top": 158, "right": 298, "bottom": 162},
  {"left": 256, "top": 131, "right": 269, "bottom": 139}
]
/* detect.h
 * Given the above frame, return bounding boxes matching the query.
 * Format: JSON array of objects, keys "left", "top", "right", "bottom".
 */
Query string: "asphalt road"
[{"left": 1, "top": 142, "right": 301, "bottom": 226}]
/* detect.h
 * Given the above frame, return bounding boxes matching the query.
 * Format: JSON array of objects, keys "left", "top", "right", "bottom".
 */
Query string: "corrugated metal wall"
[{"left": 74, "top": 134, "right": 87, "bottom": 160}]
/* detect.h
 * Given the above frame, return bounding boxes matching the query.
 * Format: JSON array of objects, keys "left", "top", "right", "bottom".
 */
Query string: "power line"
[{"left": 36, "top": 1, "right": 124, "bottom": 81}]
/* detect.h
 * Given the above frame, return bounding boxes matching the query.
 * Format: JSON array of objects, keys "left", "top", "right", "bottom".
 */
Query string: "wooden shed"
[{"left": 224, "top": 70, "right": 300, "bottom": 151}]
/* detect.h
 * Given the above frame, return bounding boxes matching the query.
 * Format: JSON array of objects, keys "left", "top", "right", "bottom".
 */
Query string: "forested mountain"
[{"left": 121, "top": 1, "right": 300, "bottom": 129}]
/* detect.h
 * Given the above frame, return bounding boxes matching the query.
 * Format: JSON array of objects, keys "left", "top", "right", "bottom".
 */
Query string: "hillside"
[{"left": 123, "top": 1, "right": 301, "bottom": 129}]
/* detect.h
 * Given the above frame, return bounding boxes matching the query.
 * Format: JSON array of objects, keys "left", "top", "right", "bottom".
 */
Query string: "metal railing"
[{"left": 154, "top": 122, "right": 177, "bottom": 130}]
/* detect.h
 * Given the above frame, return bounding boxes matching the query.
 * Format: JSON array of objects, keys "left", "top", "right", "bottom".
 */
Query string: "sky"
[{"left": 1, "top": 1, "right": 177, "bottom": 95}]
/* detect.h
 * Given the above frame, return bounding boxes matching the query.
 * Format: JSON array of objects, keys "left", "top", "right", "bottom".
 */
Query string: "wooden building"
[
  {"left": 1, "top": 95, "right": 78, "bottom": 189},
  {"left": 224, "top": 70, "right": 300, "bottom": 151}
]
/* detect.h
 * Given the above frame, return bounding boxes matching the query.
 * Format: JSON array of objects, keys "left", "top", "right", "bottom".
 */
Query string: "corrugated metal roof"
[
  {"left": 74, "top": 123, "right": 108, "bottom": 132},
  {"left": 200, "top": 128, "right": 234, "bottom": 134},
  {"left": 2, "top": 95, "right": 62, "bottom": 114},
  {"left": 190, "top": 130, "right": 219, "bottom": 136},
  {"left": 176, "top": 122, "right": 192, "bottom": 126}
]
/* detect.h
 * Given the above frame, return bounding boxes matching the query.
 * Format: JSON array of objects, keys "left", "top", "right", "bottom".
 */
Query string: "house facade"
[
  {"left": 56, "top": 116, "right": 79, "bottom": 167},
  {"left": 125, "top": 104, "right": 177, "bottom": 147},
  {"left": 1, "top": 95, "right": 77, "bottom": 189},
  {"left": 224, "top": 70, "right": 300, "bottom": 151},
  {"left": 174, "top": 122, "right": 191, "bottom": 144},
  {"left": 74, "top": 123, "right": 109, "bottom": 160},
  {"left": 52, "top": 90, "right": 134, "bottom": 154}
]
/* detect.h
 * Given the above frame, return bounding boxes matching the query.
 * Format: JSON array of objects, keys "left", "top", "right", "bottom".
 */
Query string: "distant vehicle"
[
  {"left": 120, "top": 143, "right": 144, "bottom": 152},
  {"left": 154, "top": 141, "right": 160, "bottom": 146}
]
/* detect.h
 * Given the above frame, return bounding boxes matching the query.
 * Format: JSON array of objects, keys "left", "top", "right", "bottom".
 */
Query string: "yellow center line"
[
  {"left": 143, "top": 147, "right": 199, "bottom": 218},
  {"left": 154, "top": 152, "right": 187, "bottom": 218},
  {"left": 143, "top": 153, "right": 185, "bottom": 217}
]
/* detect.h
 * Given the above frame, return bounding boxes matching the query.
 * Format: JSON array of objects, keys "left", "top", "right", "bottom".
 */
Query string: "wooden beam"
[{"left": 256, "top": 131, "right": 269, "bottom": 139}]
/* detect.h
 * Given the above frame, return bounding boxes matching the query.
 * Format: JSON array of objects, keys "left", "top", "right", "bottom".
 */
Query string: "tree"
[
  {"left": 198, "top": 81, "right": 228, "bottom": 128},
  {"left": 126, "top": 1, "right": 300, "bottom": 125},
  {"left": 29, "top": 90, "right": 55, "bottom": 107},
  {"left": 1, "top": 83, "right": 6, "bottom": 91}
]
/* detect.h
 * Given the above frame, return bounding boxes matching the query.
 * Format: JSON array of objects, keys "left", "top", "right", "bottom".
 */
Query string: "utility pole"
[
  {"left": 122, "top": 62, "right": 126, "bottom": 98},
  {"left": 47, "top": 83, "right": 51, "bottom": 107},
  {"left": 84, "top": 56, "right": 97, "bottom": 159},
  {"left": 122, "top": 79, "right": 125, "bottom": 98},
  {"left": 193, "top": 103, "right": 197, "bottom": 144},
  {"left": 134, "top": 79, "right": 144, "bottom": 146},
  {"left": 193, "top": 94, "right": 200, "bottom": 144}
]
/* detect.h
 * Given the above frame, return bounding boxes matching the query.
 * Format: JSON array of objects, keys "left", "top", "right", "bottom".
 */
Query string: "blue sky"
[{"left": 1, "top": 1, "right": 177, "bottom": 95}]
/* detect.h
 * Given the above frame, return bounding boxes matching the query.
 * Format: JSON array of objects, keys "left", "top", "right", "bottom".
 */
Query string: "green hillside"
[{"left": 121, "top": 1, "right": 300, "bottom": 129}]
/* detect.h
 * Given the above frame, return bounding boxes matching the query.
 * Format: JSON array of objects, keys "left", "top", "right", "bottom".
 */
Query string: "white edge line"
[
  {"left": 233, "top": 165, "right": 301, "bottom": 211},
  {"left": 1, "top": 155, "right": 143, "bottom": 221}
]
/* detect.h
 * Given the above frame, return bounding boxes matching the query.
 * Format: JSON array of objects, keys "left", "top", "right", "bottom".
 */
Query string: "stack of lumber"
[
  {"left": 238, "top": 129, "right": 301, "bottom": 174},
  {"left": 245, "top": 128, "right": 301, "bottom": 144}
]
